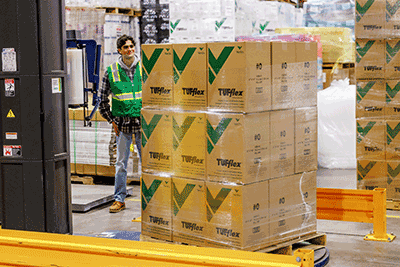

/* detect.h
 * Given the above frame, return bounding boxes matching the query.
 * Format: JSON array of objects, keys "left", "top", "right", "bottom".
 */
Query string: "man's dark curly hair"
[{"left": 117, "top": 34, "right": 135, "bottom": 51}]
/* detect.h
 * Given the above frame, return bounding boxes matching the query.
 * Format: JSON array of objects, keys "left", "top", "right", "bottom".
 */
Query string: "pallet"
[
  {"left": 387, "top": 199, "right": 400, "bottom": 210},
  {"left": 255, "top": 232, "right": 327, "bottom": 255},
  {"left": 323, "top": 62, "right": 355, "bottom": 69},
  {"left": 264, "top": 0, "right": 298, "bottom": 6},
  {"left": 71, "top": 175, "right": 94, "bottom": 185},
  {"left": 96, "top": 7, "right": 141, "bottom": 17},
  {"left": 140, "top": 232, "right": 326, "bottom": 256}
]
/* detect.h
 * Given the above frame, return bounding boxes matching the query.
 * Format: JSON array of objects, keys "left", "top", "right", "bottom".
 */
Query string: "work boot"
[{"left": 109, "top": 201, "right": 126, "bottom": 213}]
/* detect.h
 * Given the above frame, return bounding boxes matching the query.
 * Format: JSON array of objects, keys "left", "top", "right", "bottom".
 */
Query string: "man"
[{"left": 99, "top": 35, "right": 142, "bottom": 213}]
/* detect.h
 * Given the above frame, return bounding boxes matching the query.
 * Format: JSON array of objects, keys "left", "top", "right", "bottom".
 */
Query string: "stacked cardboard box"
[
  {"left": 69, "top": 108, "right": 139, "bottom": 177},
  {"left": 355, "top": 0, "right": 400, "bottom": 200},
  {"left": 140, "top": 41, "right": 318, "bottom": 250}
]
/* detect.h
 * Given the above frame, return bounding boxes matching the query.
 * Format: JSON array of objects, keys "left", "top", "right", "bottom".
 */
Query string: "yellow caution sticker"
[{"left": 6, "top": 109, "right": 15, "bottom": 118}]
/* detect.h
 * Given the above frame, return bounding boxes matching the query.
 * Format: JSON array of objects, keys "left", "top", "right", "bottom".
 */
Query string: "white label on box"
[
  {"left": 52, "top": 78, "right": 62, "bottom": 93},
  {"left": 2, "top": 48, "right": 17, "bottom": 72}
]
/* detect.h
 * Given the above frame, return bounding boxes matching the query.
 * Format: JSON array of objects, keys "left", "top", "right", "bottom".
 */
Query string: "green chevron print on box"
[
  {"left": 172, "top": 182, "right": 196, "bottom": 216},
  {"left": 388, "top": 162, "right": 400, "bottom": 179},
  {"left": 356, "top": 40, "right": 375, "bottom": 63},
  {"left": 141, "top": 179, "right": 162, "bottom": 211},
  {"left": 173, "top": 47, "right": 196, "bottom": 84},
  {"left": 172, "top": 116, "right": 196, "bottom": 151},
  {"left": 206, "top": 118, "right": 232, "bottom": 154},
  {"left": 142, "top": 48, "right": 163, "bottom": 84},
  {"left": 357, "top": 121, "right": 377, "bottom": 143},
  {"left": 386, "top": 41, "right": 400, "bottom": 63},
  {"left": 215, "top": 18, "right": 227, "bottom": 31},
  {"left": 208, "top": 47, "right": 234, "bottom": 84},
  {"left": 170, "top": 20, "right": 181, "bottom": 34},
  {"left": 356, "top": 0, "right": 375, "bottom": 22},
  {"left": 259, "top": 21, "right": 270, "bottom": 34},
  {"left": 357, "top": 81, "right": 375, "bottom": 103},
  {"left": 206, "top": 187, "right": 231, "bottom": 222},
  {"left": 386, "top": 82, "right": 400, "bottom": 103},
  {"left": 387, "top": 122, "right": 400, "bottom": 145},
  {"left": 141, "top": 114, "right": 163, "bottom": 148},
  {"left": 357, "top": 161, "right": 376, "bottom": 181},
  {"left": 387, "top": 0, "right": 400, "bottom": 22}
]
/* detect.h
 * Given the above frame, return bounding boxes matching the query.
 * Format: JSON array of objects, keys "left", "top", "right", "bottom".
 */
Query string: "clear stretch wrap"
[
  {"left": 141, "top": 40, "right": 318, "bottom": 249},
  {"left": 276, "top": 27, "right": 355, "bottom": 64},
  {"left": 141, "top": 171, "right": 317, "bottom": 250}
]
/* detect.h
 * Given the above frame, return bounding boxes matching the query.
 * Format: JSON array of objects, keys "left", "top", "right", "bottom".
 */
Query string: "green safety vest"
[{"left": 107, "top": 61, "right": 142, "bottom": 117}]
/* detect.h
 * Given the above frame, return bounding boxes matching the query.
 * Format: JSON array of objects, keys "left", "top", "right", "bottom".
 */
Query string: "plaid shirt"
[{"left": 98, "top": 58, "right": 141, "bottom": 134}]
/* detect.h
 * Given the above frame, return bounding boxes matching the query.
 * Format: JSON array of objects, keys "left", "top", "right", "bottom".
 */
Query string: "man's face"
[{"left": 118, "top": 40, "right": 135, "bottom": 60}]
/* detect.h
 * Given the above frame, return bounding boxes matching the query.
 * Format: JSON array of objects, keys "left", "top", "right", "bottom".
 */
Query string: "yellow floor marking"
[
  {"left": 132, "top": 216, "right": 141, "bottom": 222},
  {"left": 126, "top": 198, "right": 141, "bottom": 202},
  {"left": 387, "top": 215, "right": 400, "bottom": 219}
]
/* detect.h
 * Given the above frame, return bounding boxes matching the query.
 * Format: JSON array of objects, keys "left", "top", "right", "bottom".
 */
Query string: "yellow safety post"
[
  {"left": 364, "top": 188, "right": 396, "bottom": 242},
  {"left": 317, "top": 188, "right": 395, "bottom": 242},
  {"left": 0, "top": 228, "right": 314, "bottom": 267}
]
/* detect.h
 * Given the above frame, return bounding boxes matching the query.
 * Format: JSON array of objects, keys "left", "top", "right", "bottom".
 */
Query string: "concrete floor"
[{"left": 72, "top": 168, "right": 400, "bottom": 267}]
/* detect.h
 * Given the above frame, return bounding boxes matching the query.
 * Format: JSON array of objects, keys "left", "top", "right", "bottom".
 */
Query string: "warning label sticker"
[
  {"left": 5, "top": 132, "right": 17, "bottom": 140},
  {"left": 5, "top": 79, "right": 15, "bottom": 97},
  {"left": 2, "top": 48, "right": 17, "bottom": 72},
  {"left": 6, "top": 109, "right": 15, "bottom": 118},
  {"left": 3, "top": 145, "right": 22, "bottom": 157},
  {"left": 52, "top": 78, "right": 62, "bottom": 94}
]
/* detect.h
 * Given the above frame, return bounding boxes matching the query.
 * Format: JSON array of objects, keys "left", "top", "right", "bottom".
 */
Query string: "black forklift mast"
[{"left": 0, "top": 0, "right": 72, "bottom": 234}]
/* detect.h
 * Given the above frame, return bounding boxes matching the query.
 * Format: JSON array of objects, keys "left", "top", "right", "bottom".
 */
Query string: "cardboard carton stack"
[
  {"left": 140, "top": 41, "right": 318, "bottom": 250},
  {"left": 355, "top": 0, "right": 400, "bottom": 200},
  {"left": 69, "top": 108, "right": 139, "bottom": 178}
]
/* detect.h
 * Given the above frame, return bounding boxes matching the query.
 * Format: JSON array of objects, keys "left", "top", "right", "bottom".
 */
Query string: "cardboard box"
[
  {"left": 385, "top": 39, "right": 400, "bottom": 79},
  {"left": 271, "top": 42, "right": 296, "bottom": 110},
  {"left": 357, "top": 159, "right": 386, "bottom": 182},
  {"left": 356, "top": 119, "right": 385, "bottom": 160},
  {"left": 386, "top": 160, "right": 400, "bottom": 199},
  {"left": 270, "top": 109, "right": 295, "bottom": 178},
  {"left": 173, "top": 43, "right": 207, "bottom": 110},
  {"left": 385, "top": 80, "right": 400, "bottom": 118},
  {"left": 172, "top": 111, "right": 206, "bottom": 179},
  {"left": 295, "top": 107, "right": 318, "bottom": 174},
  {"left": 295, "top": 42, "right": 318, "bottom": 108},
  {"left": 386, "top": 120, "right": 400, "bottom": 160},
  {"left": 142, "top": 44, "right": 174, "bottom": 108},
  {"left": 269, "top": 172, "right": 317, "bottom": 242},
  {"left": 172, "top": 177, "right": 206, "bottom": 246},
  {"left": 386, "top": 0, "right": 400, "bottom": 38},
  {"left": 141, "top": 108, "right": 173, "bottom": 174},
  {"left": 205, "top": 180, "right": 270, "bottom": 250},
  {"left": 206, "top": 111, "right": 271, "bottom": 184},
  {"left": 357, "top": 175, "right": 388, "bottom": 191},
  {"left": 207, "top": 41, "right": 272, "bottom": 113},
  {"left": 355, "top": 39, "right": 385, "bottom": 80},
  {"left": 355, "top": 0, "right": 385, "bottom": 38},
  {"left": 356, "top": 80, "right": 385, "bottom": 118},
  {"left": 141, "top": 174, "right": 172, "bottom": 241}
]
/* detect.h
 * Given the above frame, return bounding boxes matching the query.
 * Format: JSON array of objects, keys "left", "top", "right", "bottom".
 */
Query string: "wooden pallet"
[
  {"left": 71, "top": 175, "right": 94, "bottom": 185},
  {"left": 96, "top": 7, "right": 141, "bottom": 17},
  {"left": 323, "top": 62, "right": 355, "bottom": 69},
  {"left": 387, "top": 199, "right": 400, "bottom": 210},
  {"left": 140, "top": 232, "right": 326, "bottom": 255},
  {"left": 255, "top": 232, "right": 326, "bottom": 255}
]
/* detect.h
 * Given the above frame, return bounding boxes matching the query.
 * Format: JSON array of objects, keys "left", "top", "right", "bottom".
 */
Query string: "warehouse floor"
[{"left": 72, "top": 168, "right": 400, "bottom": 267}]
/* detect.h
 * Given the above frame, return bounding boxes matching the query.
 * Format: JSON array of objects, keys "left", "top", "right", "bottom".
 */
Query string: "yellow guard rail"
[
  {"left": 317, "top": 188, "right": 396, "bottom": 242},
  {"left": 0, "top": 228, "right": 314, "bottom": 267}
]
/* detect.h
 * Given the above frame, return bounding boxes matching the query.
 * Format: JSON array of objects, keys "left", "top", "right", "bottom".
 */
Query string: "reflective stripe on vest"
[
  {"left": 112, "top": 92, "right": 135, "bottom": 101},
  {"left": 135, "top": 91, "right": 142, "bottom": 99},
  {"left": 110, "top": 63, "right": 121, "bottom": 82}
]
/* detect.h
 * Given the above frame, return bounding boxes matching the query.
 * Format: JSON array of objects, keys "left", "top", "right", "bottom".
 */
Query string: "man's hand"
[{"left": 112, "top": 121, "right": 120, "bottom": 136}]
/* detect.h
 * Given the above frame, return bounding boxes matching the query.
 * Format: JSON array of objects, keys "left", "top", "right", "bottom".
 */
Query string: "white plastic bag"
[{"left": 318, "top": 78, "right": 356, "bottom": 169}]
